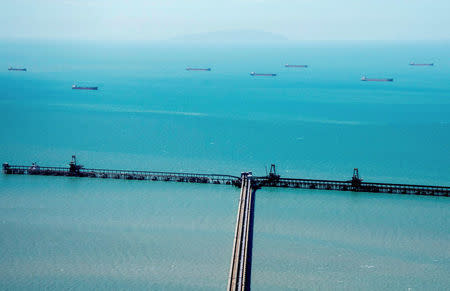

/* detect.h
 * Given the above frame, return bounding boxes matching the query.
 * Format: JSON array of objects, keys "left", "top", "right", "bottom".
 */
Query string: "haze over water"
[{"left": 1, "top": 40, "right": 449, "bottom": 290}]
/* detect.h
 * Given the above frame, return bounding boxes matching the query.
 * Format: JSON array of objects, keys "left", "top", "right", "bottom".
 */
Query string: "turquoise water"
[
  {"left": 0, "top": 40, "right": 449, "bottom": 289},
  {"left": 252, "top": 189, "right": 449, "bottom": 290},
  {"left": 0, "top": 176, "right": 237, "bottom": 290}
]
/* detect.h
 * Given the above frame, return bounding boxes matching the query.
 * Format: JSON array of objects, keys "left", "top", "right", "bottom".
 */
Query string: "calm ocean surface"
[{"left": 0, "top": 40, "right": 449, "bottom": 290}]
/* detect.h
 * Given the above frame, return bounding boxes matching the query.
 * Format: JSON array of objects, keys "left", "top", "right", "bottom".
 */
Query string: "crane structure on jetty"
[{"left": 2, "top": 157, "right": 449, "bottom": 197}]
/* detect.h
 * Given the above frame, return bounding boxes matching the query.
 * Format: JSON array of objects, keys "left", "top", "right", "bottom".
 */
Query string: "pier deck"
[{"left": 227, "top": 173, "right": 255, "bottom": 291}]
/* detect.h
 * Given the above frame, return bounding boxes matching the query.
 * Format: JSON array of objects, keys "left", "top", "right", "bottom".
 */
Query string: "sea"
[{"left": 0, "top": 40, "right": 449, "bottom": 290}]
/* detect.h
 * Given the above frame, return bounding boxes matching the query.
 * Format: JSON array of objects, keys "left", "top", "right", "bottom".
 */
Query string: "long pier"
[
  {"left": 2, "top": 158, "right": 449, "bottom": 197},
  {"left": 227, "top": 172, "right": 255, "bottom": 291}
]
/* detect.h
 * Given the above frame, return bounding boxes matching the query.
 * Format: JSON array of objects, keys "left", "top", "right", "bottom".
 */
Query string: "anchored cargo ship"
[
  {"left": 409, "top": 62, "right": 434, "bottom": 66},
  {"left": 250, "top": 72, "right": 277, "bottom": 76},
  {"left": 361, "top": 76, "right": 393, "bottom": 82},
  {"left": 72, "top": 85, "right": 98, "bottom": 90},
  {"left": 285, "top": 64, "right": 308, "bottom": 68},
  {"left": 8, "top": 67, "right": 26, "bottom": 71},
  {"left": 186, "top": 67, "right": 211, "bottom": 71}
]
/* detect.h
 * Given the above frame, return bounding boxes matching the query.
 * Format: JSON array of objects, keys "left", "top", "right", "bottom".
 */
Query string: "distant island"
[{"left": 170, "top": 29, "right": 288, "bottom": 43}]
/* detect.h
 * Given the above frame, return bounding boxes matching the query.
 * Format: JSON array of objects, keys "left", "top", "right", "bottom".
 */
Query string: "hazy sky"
[{"left": 2, "top": 0, "right": 449, "bottom": 41}]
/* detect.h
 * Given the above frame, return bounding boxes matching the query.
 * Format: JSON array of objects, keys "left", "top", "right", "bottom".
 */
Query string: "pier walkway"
[{"left": 227, "top": 172, "right": 255, "bottom": 291}]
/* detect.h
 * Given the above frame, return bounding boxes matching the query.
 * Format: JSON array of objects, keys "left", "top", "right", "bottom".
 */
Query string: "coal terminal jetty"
[
  {"left": 3, "top": 156, "right": 449, "bottom": 291},
  {"left": 2, "top": 156, "right": 449, "bottom": 197}
]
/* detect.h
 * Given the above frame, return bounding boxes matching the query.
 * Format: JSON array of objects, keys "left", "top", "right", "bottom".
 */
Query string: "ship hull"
[
  {"left": 361, "top": 77, "right": 393, "bottom": 82},
  {"left": 72, "top": 87, "right": 98, "bottom": 90},
  {"left": 361, "top": 79, "right": 393, "bottom": 82},
  {"left": 409, "top": 63, "right": 433, "bottom": 66},
  {"left": 250, "top": 72, "right": 277, "bottom": 76},
  {"left": 186, "top": 68, "right": 211, "bottom": 71}
]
